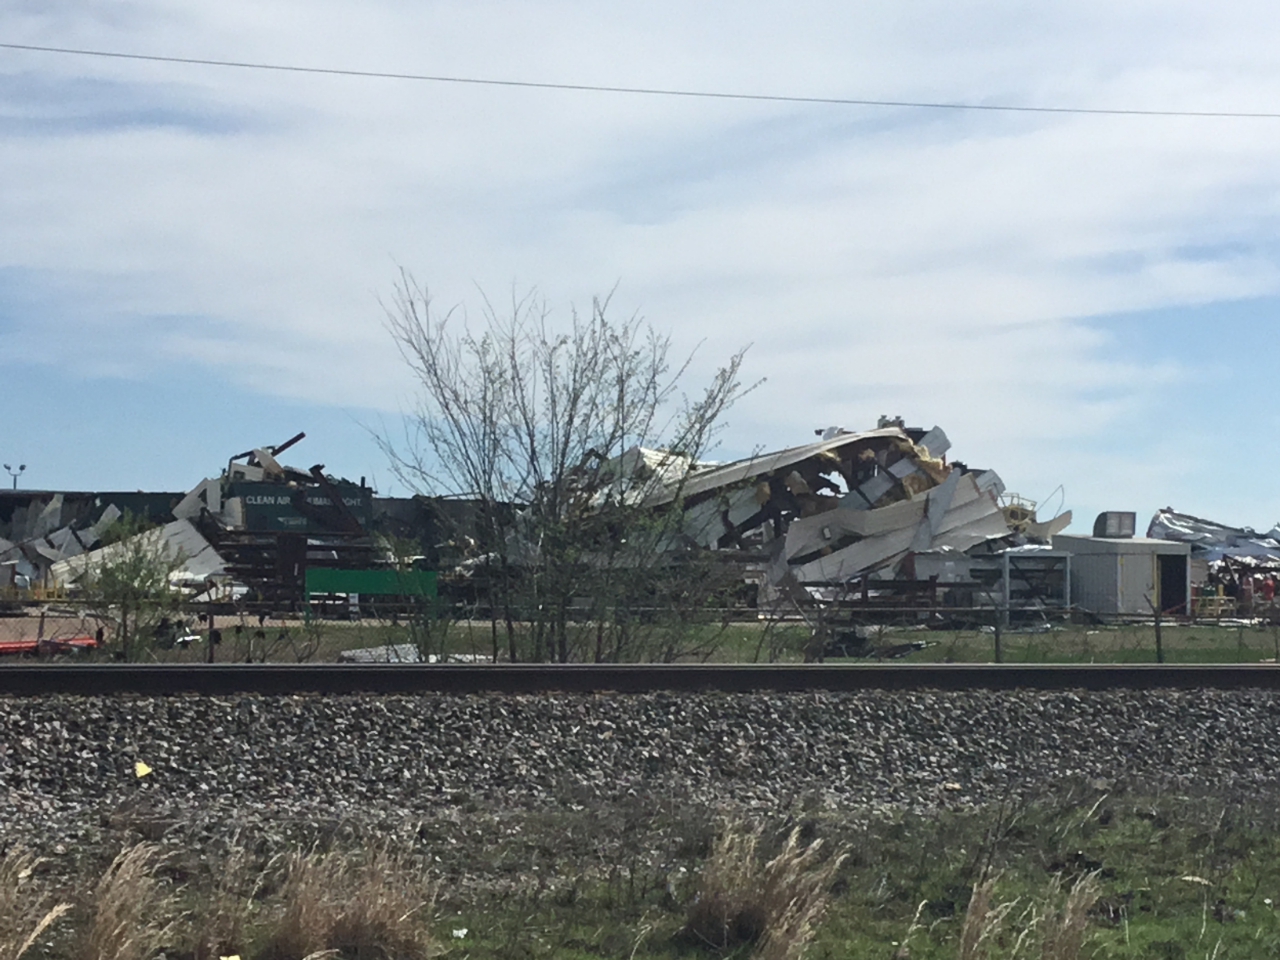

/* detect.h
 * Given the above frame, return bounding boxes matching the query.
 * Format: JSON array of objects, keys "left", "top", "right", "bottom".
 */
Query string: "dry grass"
[
  {"left": 262, "top": 848, "right": 435, "bottom": 960},
  {"left": 78, "top": 844, "right": 172, "bottom": 960},
  {"left": 958, "top": 878, "right": 1002, "bottom": 960},
  {"left": 955, "top": 873, "right": 1099, "bottom": 960},
  {"left": 1039, "top": 873, "right": 1100, "bottom": 960},
  {"left": 261, "top": 852, "right": 332, "bottom": 960},
  {"left": 188, "top": 844, "right": 263, "bottom": 960},
  {"left": 682, "top": 822, "right": 846, "bottom": 960},
  {"left": 0, "top": 849, "right": 71, "bottom": 960}
]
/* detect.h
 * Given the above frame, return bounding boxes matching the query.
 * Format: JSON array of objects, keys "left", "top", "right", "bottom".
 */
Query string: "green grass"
[
  {"left": 14, "top": 788, "right": 1280, "bottom": 958},
  {"left": 894, "top": 623, "right": 1280, "bottom": 665},
  {"left": 13, "top": 602, "right": 1275, "bottom": 664},
  {"left": 133, "top": 617, "right": 816, "bottom": 664},
  {"left": 130, "top": 618, "right": 1280, "bottom": 665},
  {"left": 428, "top": 791, "right": 1280, "bottom": 959}
]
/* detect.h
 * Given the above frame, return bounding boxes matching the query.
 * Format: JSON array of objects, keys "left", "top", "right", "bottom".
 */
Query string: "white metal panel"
[
  {"left": 1117, "top": 552, "right": 1157, "bottom": 615},
  {"left": 1071, "top": 553, "right": 1120, "bottom": 614}
]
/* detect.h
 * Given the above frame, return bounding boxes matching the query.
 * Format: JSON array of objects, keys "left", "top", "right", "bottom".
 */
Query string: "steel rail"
[{"left": 1, "top": 663, "right": 1280, "bottom": 696}]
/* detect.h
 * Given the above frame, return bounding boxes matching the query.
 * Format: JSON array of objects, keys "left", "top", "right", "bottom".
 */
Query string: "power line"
[{"left": 4, "top": 40, "right": 1280, "bottom": 119}]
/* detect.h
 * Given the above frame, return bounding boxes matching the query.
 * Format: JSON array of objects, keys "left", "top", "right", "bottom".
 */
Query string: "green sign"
[{"left": 304, "top": 567, "right": 437, "bottom": 598}]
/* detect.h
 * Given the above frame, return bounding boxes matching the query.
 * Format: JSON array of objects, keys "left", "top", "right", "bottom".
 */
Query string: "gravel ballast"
[
  {"left": 3, "top": 689, "right": 1280, "bottom": 874},
  {"left": 4, "top": 689, "right": 1280, "bottom": 811}
]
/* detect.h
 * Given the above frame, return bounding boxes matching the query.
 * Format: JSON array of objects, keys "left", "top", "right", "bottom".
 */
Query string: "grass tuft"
[
  {"left": 955, "top": 872, "right": 1099, "bottom": 960},
  {"left": 261, "top": 853, "right": 332, "bottom": 960},
  {"left": 188, "top": 844, "right": 262, "bottom": 960},
  {"left": 682, "top": 821, "right": 846, "bottom": 960},
  {"left": 262, "top": 848, "right": 435, "bottom": 960},
  {"left": 1039, "top": 873, "right": 1100, "bottom": 960},
  {"left": 957, "top": 878, "right": 995, "bottom": 960},
  {"left": 957, "top": 878, "right": 1020, "bottom": 960},
  {"left": 78, "top": 844, "right": 172, "bottom": 960},
  {"left": 0, "top": 848, "right": 71, "bottom": 960}
]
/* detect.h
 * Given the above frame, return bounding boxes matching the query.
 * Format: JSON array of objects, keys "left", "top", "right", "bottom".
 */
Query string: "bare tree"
[{"left": 380, "top": 272, "right": 752, "bottom": 662}]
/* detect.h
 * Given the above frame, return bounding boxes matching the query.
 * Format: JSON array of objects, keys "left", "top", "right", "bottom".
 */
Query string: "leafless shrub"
[
  {"left": 683, "top": 822, "right": 846, "bottom": 960},
  {"left": 78, "top": 844, "right": 173, "bottom": 960},
  {"left": 381, "top": 274, "right": 754, "bottom": 664},
  {"left": 0, "top": 848, "right": 70, "bottom": 960},
  {"left": 263, "top": 848, "right": 435, "bottom": 960}
]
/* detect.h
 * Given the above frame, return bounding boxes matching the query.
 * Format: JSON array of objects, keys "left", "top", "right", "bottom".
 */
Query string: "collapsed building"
[
  {"left": 0, "top": 490, "right": 182, "bottom": 594},
  {"left": 14, "top": 419, "right": 1273, "bottom": 636},
  {"left": 3, "top": 434, "right": 391, "bottom": 607},
  {"left": 622, "top": 418, "right": 1074, "bottom": 622},
  {"left": 5, "top": 420, "right": 1078, "bottom": 625}
]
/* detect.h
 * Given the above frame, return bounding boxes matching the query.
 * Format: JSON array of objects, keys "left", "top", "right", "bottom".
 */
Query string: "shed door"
[{"left": 1158, "top": 554, "right": 1188, "bottom": 615}]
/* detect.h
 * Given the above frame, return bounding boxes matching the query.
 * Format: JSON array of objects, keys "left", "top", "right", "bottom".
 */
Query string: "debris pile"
[
  {"left": 49, "top": 519, "right": 227, "bottom": 595},
  {"left": 1148, "top": 508, "right": 1280, "bottom": 619},
  {"left": 3, "top": 433, "right": 382, "bottom": 607},
  {"left": 636, "top": 418, "right": 1072, "bottom": 616},
  {"left": 0, "top": 491, "right": 179, "bottom": 595},
  {"left": 5, "top": 420, "right": 1074, "bottom": 631},
  {"left": 1148, "top": 509, "right": 1280, "bottom": 562},
  {"left": 171, "top": 432, "right": 377, "bottom": 603}
]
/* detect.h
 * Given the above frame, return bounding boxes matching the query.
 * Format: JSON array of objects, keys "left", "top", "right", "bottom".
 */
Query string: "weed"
[
  {"left": 78, "top": 844, "right": 172, "bottom": 960},
  {"left": 682, "top": 821, "right": 846, "bottom": 960},
  {"left": 1039, "top": 873, "right": 1100, "bottom": 960},
  {"left": 188, "top": 844, "right": 262, "bottom": 960},
  {"left": 262, "top": 848, "right": 435, "bottom": 960},
  {"left": 0, "top": 849, "right": 70, "bottom": 960},
  {"left": 957, "top": 878, "right": 1012, "bottom": 960}
]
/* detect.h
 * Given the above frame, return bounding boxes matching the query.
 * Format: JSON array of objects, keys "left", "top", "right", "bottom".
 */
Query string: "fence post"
[
  {"left": 207, "top": 603, "right": 216, "bottom": 664},
  {"left": 1154, "top": 605, "right": 1164, "bottom": 664},
  {"left": 993, "top": 607, "right": 1004, "bottom": 664}
]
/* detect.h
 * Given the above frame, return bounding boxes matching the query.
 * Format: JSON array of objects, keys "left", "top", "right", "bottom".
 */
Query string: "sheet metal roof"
[{"left": 645, "top": 427, "right": 908, "bottom": 506}]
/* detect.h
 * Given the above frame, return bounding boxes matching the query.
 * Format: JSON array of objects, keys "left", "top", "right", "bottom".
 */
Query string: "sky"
[{"left": 2, "top": 2, "right": 1280, "bottom": 533}]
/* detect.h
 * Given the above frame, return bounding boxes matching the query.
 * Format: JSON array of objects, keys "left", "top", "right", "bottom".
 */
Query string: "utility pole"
[{"left": 3, "top": 464, "right": 25, "bottom": 489}]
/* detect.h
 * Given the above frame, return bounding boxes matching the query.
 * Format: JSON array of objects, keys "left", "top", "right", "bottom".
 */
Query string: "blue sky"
[{"left": 3, "top": 1, "right": 1280, "bottom": 532}]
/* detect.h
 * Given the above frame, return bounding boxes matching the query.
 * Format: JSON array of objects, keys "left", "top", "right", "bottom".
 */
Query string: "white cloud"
[{"left": 5, "top": 0, "right": 1280, "bottom": 520}]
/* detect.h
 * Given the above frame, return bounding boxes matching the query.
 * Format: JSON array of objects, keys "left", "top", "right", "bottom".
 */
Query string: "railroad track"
[{"left": 1, "top": 662, "right": 1280, "bottom": 695}]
